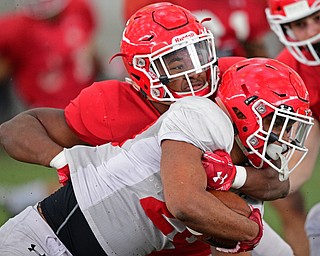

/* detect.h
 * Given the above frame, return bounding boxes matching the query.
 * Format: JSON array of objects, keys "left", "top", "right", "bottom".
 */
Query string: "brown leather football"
[
  {"left": 209, "top": 190, "right": 251, "bottom": 217},
  {"left": 195, "top": 190, "right": 251, "bottom": 249}
]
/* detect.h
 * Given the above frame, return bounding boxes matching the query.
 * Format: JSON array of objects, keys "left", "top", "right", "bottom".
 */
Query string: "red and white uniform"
[
  {"left": 62, "top": 56, "right": 243, "bottom": 255},
  {"left": 123, "top": 0, "right": 269, "bottom": 56},
  {"left": 277, "top": 49, "right": 320, "bottom": 120},
  {"left": 65, "top": 56, "right": 245, "bottom": 146},
  {"left": 0, "top": 97, "right": 234, "bottom": 256},
  {"left": 66, "top": 97, "right": 234, "bottom": 255},
  {"left": 0, "top": 0, "right": 97, "bottom": 108}
]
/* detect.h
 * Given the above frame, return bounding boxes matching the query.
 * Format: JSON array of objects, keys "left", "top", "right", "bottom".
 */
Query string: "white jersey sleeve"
[{"left": 158, "top": 96, "right": 234, "bottom": 153}]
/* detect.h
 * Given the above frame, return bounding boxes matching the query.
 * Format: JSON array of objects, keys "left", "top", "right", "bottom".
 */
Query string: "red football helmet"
[
  {"left": 20, "top": 0, "right": 70, "bottom": 20},
  {"left": 266, "top": 0, "right": 320, "bottom": 65},
  {"left": 215, "top": 58, "right": 313, "bottom": 178},
  {"left": 119, "top": 2, "right": 218, "bottom": 102}
]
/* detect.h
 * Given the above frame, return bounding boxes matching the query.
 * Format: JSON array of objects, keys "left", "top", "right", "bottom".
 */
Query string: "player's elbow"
[{"left": 165, "top": 194, "right": 196, "bottom": 222}]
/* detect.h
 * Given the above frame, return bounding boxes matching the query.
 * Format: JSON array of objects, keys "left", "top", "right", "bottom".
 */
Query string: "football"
[
  {"left": 209, "top": 190, "right": 251, "bottom": 217},
  {"left": 193, "top": 190, "right": 251, "bottom": 249}
]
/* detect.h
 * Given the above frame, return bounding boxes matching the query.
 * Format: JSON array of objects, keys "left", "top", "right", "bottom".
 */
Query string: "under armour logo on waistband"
[{"left": 28, "top": 244, "right": 46, "bottom": 256}]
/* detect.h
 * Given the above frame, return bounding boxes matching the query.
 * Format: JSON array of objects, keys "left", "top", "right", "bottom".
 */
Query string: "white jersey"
[{"left": 65, "top": 96, "right": 234, "bottom": 255}]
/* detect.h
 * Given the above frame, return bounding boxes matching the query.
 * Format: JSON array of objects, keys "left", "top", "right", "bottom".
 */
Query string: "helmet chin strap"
[
  {"left": 278, "top": 154, "right": 290, "bottom": 181},
  {"left": 266, "top": 144, "right": 289, "bottom": 181},
  {"left": 266, "top": 143, "right": 286, "bottom": 160}
]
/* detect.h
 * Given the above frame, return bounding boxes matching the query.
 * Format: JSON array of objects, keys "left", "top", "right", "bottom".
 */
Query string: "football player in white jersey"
[{"left": 0, "top": 58, "right": 313, "bottom": 256}]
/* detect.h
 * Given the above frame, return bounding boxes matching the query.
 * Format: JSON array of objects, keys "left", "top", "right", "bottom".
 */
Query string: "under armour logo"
[
  {"left": 28, "top": 244, "right": 46, "bottom": 256},
  {"left": 212, "top": 172, "right": 228, "bottom": 185},
  {"left": 279, "top": 104, "right": 293, "bottom": 111}
]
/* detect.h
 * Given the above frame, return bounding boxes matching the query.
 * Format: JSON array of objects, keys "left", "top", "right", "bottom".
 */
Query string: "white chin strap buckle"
[{"left": 267, "top": 144, "right": 289, "bottom": 181}]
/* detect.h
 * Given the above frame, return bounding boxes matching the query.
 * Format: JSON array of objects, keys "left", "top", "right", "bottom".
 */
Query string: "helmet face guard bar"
[
  {"left": 285, "top": 34, "right": 320, "bottom": 66},
  {"left": 245, "top": 99, "right": 314, "bottom": 175},
  {"left": 132, "top": 31, "right": 218, "bottom": 101}
]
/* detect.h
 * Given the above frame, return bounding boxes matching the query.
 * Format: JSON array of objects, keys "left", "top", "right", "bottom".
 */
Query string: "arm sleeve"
[{"left": 65, "top": 82, "right": 112, "bottom": 145}]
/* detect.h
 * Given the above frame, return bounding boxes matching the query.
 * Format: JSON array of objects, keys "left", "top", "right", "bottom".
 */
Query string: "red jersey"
[
  {"left": 0, "top": 0, "right": 97, "bottom": 108},
  {"left": 277, "top": 49, "right": 320, "bottom": 120},
  {"left": 123, "top": 0, "right": 269, "bottom": 57},
  {"left": 65, "top": 57, "right": 245, "bottom": 146},
  {"left": 65, "top": 56, "right": 244, "bottom": 254},
  {"left": 65, "top": 79, "right": 161, "bottom": 146}
]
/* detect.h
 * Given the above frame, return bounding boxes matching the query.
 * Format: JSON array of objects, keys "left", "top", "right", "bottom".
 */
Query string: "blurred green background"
[
  {"left": 0, "top": 147, "right": 319, "bottom": 237},
  {"left": 0, "top": 147, "right": 58, "bottom": 223}
]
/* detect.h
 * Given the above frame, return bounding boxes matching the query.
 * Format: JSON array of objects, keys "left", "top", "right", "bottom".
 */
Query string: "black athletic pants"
[{"left": 40, "top": 182, "right": 107, "bottom": 256}]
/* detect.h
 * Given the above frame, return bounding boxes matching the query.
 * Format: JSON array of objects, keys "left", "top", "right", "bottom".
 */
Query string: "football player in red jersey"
[
  {"left": 0, "top": 0, "right": 100, "bottom": 109},
  {"left": 265, "top": 1, "right": 320, "bottom": 255},
  {"left": 123, "top": 0, "right": 271, "bottom": 58},
  {"left": 0, "top": 2, "right": 303, "bottom": 255}
]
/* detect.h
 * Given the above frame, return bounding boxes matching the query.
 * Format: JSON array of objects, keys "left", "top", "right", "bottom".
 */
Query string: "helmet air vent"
[
  {"left": 272, "top": 91, "right": 287, "bottom": 97},
  {"left": 232, "top": 107, "right": 246, "bottom": 120},
  {"left": 140, "top": 35, "right": 155, "bottom": 42}
]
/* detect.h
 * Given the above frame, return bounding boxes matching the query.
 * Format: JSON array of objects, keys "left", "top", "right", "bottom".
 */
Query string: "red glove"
[
  {"left": 56, "top": 164, "right": 70, "bottom": 186},
  {"left": 216, "top": 206, "right": 264, "bottom": 253},
  {"left": 202, "top": 150, "right": 236, "bottom": 191}
]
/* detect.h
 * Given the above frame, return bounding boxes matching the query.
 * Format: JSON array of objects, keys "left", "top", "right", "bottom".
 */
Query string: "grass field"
[
  {"left": 0, "top": 147, "right": 319, "bottom": 236},
  {"left": 0, "top": 148, "right": 58, "bottom": 225}
]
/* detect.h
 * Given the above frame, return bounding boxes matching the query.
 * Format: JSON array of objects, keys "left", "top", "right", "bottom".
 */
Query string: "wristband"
[
  {"left": 49, "top": 150, "right": 67, "bottom": 169},
  {"left": 231, "top": 166, "right": 247, "bottom": 189}
]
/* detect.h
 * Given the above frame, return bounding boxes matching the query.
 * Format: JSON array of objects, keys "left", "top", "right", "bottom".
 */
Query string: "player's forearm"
[
  {"left": 238, "top": 166, "right": 289, "bottom": 201},
  {"left": 166, "top": 188, "right": 259, "bottom": 242},
  {"left": 161, "top": 141, "right": 259, "bottom": 241},
  {"left": 0, "top": 111, "right": 63, "bottom": 166}
]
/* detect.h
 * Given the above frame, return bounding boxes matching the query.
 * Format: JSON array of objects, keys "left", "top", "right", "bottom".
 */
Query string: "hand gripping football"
[{"left": 189, "top": 190, "right": 251, "bottom": 249}]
